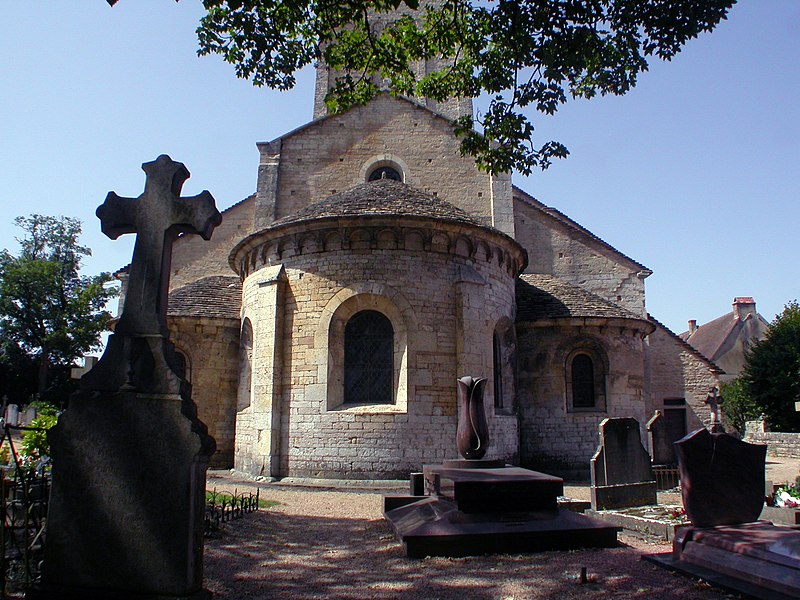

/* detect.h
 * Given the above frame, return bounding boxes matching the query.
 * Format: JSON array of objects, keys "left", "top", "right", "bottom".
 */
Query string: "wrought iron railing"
[
  {"left": 204, "top": 488, "right": 262, "bottom": 537},
  {"left": 0, "top": 424, "right": 50, "bottom": 599},
  {"left": 652, "top": 464, "right": 680, "bottom": 491}
]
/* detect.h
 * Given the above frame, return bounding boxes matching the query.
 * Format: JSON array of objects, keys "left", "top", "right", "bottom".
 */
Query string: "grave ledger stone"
[
  {"left": 28, "top": 156, "right": 221, "bottom": 600},
  {"left": 384, "top": 376, "right": 620, "bottom": 557},
  {"left": 646, "top": 428, "right": 800, "bottom": 600}
]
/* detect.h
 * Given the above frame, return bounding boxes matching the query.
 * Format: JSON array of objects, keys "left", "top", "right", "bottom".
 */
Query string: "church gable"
[
  {"left": 512, "top": 188, "right": 650, "bottom": 317},
  {"left": 255, "top": 94, "right": 506, "bottom": 232}
]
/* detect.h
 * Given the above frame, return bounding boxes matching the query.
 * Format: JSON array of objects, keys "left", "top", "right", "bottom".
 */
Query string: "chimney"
[
  {"left": 688, "top": 320, "right": 697, "bottom": 335},
  {"left": 733, "top": 297, "right": 756, "bottom": 321}
]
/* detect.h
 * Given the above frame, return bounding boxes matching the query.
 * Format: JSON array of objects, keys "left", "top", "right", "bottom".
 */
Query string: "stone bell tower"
[{"left": 312, "top": 0, "right": 473, "bottom": 122}]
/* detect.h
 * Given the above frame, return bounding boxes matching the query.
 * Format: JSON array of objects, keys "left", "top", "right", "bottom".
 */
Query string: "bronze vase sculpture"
[{"left": 456, "top": 376, "right": 489, "bottom": 459}]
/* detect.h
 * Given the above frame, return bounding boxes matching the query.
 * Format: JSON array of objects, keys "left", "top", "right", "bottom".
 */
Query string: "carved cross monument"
[
  {"left": 97, "top": 155, "right": 220, "bottom": 336},
  {"left": 31, "top": 156, "right": 219, "bottom": 600}
]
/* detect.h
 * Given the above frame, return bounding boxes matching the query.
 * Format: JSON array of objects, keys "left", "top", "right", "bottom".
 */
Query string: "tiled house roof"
[
  {"left": 679, "top": 311, "right": 740, "bottom": 360},
  {"left": 516, "top": 274, "right": 641, "bottom": 322},
  {"left": 167, "top": 276, "right": 241, "bottom": 320}
]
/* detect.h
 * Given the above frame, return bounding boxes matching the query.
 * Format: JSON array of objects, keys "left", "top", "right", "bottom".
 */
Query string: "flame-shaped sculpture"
[{"left": 456, "top": 376, "right": 489, "bottom": 459}]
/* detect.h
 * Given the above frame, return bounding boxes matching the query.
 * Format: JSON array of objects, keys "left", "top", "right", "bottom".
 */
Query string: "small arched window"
[
  {"left": 571, "top": 353, "right": 595, "bottom": 408},
  {"left": 368, "top": 166, "right": 402, "bottom": 182},
  {"left": 344, "top": 310, "right": 394, "bottom": 404},
  {"left": 174, "top": 349, "right": 191, "bottom": 384}
]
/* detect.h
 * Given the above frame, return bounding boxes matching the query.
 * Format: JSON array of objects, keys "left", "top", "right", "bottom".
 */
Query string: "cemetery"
[{"left": 1, "top": 4, "right": 798, "bottom": 600}]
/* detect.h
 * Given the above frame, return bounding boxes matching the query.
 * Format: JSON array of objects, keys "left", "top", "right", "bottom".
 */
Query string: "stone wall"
[
  {"left": 644, "top": 321, "right": 719, "bottom": 432},
  {"left": 168, "top": 316, "right": 240, "bottom": 468},
  {"left": 170, "top": 198, "right": 254, "bottom": 290},
  {"left": 260, "top": 94, "right": 514, "bottom": 236},
  {"left": 512, "top": 196, "right": 646, "bottom": 317},
  {"left": 516, "top": 320, "right": 650, "bottom": 479},
  {"left": 744, "top": 420, "right": 800, "bottom": 459},
  {"left": 238, "top": 221, "right": 520, "bottom": 478}
]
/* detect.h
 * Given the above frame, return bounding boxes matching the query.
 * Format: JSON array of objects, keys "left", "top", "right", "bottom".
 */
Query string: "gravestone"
[
  {"left": 675, "top": 427, "right": 765, "bottom": 527},
  {"left": 590, "top": 417, "right": 657, "bottom": 510},
  {"left": 645, "top": 428, "right": 800, "bottom": 599},
  {"left": 28, "top": 156, "right": 221, "bottom": 600},
  {"left": 5, "top": 404, "right": 19, "bottom": 427},
  {"left": 647, "top": 410, "right": 673, "bottom": 466},
  {"left": 383, "top": 376, "right": 620, "bottom": 557}
]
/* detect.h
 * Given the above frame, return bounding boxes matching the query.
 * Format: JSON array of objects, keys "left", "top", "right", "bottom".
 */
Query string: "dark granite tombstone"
[
  {"left": 675, "top": 428, "right": 766, "bottom": 527},
  {"left": 646, "top": 411, "right": 673, "bottom": 466},
  {"left": 645, "top": 428, "right": 800, "bottom": 599},
  {"left": 590, "top": 417, "right": 657, "bottom": 510},
  {"left": 383, "top": 377, "right": 620, "bottom": 557},
  {"left": 28, "top": 156, "right": 220, "bottom": 600}
]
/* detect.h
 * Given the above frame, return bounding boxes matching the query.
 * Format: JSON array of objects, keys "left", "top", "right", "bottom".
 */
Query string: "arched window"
[
  {"left": 571, "top": 353, "right": 595, "bottom": 408},
  {"left": 174, "top": 349, "right": 191, "bottom": 384},
  {"left": 344, "top": 310, "right": 394, "bottom": 404},
  {"left": 565, "top": 346, "right": 607, "bottom": 412},
  {"left": 493, "top": 331, "right": 504, "bottom": 410},
  {"left": 238, "top": 318, "right": 253, "bottom": 410},
  {"left": 368, "top": 166, "right": 402, "bottom": 182}
]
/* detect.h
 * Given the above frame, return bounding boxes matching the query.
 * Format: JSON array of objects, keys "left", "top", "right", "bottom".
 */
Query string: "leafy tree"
[
  {"left": 720, "top": 377, "right": 759, "bottom": 435},
  {"left": 187, "top": 0, "right": 735, "bottom": 174},
  {"left": 743, "top": 301, "right": 800, "bottom": 432},
  {"left": 0, "top": 215, "right": 117, "bottom": 401}
]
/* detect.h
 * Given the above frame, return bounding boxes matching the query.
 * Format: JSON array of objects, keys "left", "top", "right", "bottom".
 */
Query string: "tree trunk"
[{"left": 37, "top": 350, "right": 50, "bottom": 397}]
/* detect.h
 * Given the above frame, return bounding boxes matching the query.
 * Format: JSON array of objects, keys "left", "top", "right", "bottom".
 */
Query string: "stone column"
[
  {"left": 489, "top": 172, "right": 515, "bottom": 237},
  {"left": 235, "top": 265, "right": 286, "bottom": 478},
  {"left": 454, "top": 264, "right": 488, "bottom": 390},
  {"left": 254, "top": 140, "right": 281, "bottom": 230}
]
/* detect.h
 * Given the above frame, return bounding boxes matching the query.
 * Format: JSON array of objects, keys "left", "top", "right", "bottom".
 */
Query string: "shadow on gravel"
[{"left": 204, "top": 511, "right": 723, "bottom": 599}]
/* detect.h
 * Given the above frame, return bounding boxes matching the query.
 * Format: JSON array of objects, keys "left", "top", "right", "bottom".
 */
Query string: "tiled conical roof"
[{"left": 272, "top": 179, "right": 484, "bottom": 228}]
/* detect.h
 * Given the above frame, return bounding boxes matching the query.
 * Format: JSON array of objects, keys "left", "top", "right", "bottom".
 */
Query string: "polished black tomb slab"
[{"left": 385, "top": 464, "right": 620, "bottom": 558}]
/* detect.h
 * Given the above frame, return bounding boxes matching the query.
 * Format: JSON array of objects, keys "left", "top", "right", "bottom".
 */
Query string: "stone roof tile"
[
  {"left": 516, "top": 274, "right": 640, "bottom": 322},
  {"left": 167, "top": 276, "right": 241, "bottom": 320},
  {"left": 272, "top": 179, "right": 485, "bottom": 228}
]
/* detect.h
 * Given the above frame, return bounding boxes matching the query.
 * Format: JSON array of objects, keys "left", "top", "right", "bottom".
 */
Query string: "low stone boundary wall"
[{"left": 744, "top": 420, "right": 800, "bottom": 458}]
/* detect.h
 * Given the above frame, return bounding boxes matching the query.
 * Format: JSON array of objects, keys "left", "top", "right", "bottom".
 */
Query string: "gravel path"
[{"left": 203, "top": 476, "right": 728, "bottom": 599}]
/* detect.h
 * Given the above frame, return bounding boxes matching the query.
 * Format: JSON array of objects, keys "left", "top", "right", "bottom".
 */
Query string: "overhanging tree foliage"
[
  {"left": 188, "top": 0, "right": 735, "bottom": 174},
  {"left": 743, "top": 301, "right": 800, "bottom": 432},
  {"left": 0, "top": 215, "right": 117, "bottom": 403}
]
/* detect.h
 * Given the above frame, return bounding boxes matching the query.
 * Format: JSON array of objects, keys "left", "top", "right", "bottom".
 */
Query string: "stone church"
[{"left": 117, "top": 40, "right": 723, "bottom": 480}]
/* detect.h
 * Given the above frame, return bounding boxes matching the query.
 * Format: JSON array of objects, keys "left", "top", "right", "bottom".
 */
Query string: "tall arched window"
[
  {"left": 571, "top": 353, "right": 595, "bottom": 408},
  {"left": 565, "top": 346, "right": 607, "bottom": 412},
  {"left": 344, "top": 310, "right": 394, "bottom": 404},
  {"left": 493, "top": 331, "right": 504, "bottom": 410}
]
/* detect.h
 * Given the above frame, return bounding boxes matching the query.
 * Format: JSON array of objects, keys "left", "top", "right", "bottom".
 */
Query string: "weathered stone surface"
[
  {"left": 675, "top": 428, "right": 767, "bottom": 527},
  {"left": 647, "top": 411, "right": 674, "bottom": 465},
  {"left": 33, "top": 156, "right": 219, "bottom": 600},
  {"left": 591, "top": 417, "right": 657, "bottom": 510},
  {"left": 647, "top": 522, "right": 800, "bottom": 600}
]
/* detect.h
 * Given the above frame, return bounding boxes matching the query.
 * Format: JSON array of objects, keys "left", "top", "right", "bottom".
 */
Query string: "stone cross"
[
  {"left": 704, "top": 386, "right": 725, "bottom": 433},
  {"left": 96, "top": 155, "right": 221, "bottom": 336}
]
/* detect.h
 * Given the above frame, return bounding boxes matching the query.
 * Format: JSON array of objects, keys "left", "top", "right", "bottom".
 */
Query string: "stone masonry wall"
[
  {"left": 168, "top": 316, "right": 240, "bottom": 468},
  {"left": 744, "top": 421, "right": 800, "bottom": 459},
  {"left": 645, "top": 323, "right": 719, "bottom": 433},
  {"left": 170, "top": 198, "right": 254, "bottom": 290},
  {"left": 513, "top": 198, "right": 646, "bottom": 317},
  {"left": 269, "top": 95, "right": 511, "bottom": 234},
  {"left": 516, "top": 322, "right": 648, "bottom": 479},
  {"left": 240, "top": 228, "right": 518, "bottom": 478}
]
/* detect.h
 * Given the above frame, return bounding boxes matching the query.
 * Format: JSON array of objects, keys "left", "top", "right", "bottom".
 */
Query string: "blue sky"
[{"left": 1, "top": 1, "right": 797, "bottom": 336}]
